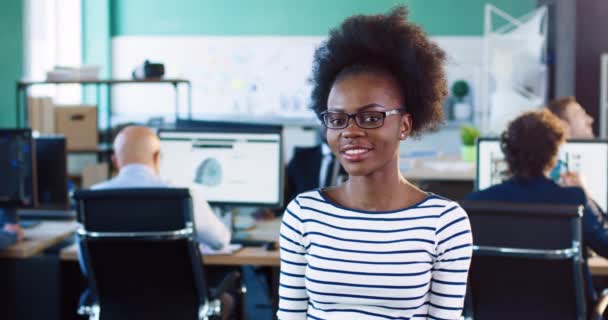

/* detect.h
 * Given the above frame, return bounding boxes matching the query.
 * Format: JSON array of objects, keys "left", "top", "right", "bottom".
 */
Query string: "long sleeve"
[
  {"left": 0, "top": 230, "right": 17, "bottom": 250},
  {"left": 189, "top": 185, "right": 231, "bottom": 250},
  {"left": 583, "top": 200, "right": 608, "bottom": 258},
  {"left": 428, "top": 205, "right": 472, "bottom": 319},
  {"left": 277, "top": 200, "right": 309, "bottom": 320}
]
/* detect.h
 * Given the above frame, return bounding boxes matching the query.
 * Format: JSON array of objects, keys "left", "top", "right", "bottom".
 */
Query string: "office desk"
[
  {"left": 401, "top": 155, "right": 475, "bottom": 201},
  {"left": 401, "top": 154, "right": 475, "bottom": 181},
  {"left": 60, "top": 218, "right": 282, "bottom": 266},
  {"left": 0, "top": 220, "right": 79, "bottom": 258},
  {"left": 61, "top": 243, "right": 280, "bottom": 267}
]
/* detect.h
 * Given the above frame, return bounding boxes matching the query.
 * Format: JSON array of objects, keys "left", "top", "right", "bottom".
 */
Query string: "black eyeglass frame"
[{"left": 319, "top": 107, "right": 407, "bottom": 129}]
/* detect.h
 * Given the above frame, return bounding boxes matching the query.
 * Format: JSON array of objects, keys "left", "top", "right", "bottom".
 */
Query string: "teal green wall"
[
  {"left": 0, "top": 0, "right": 23, "bottom": 128},
  {"left": 110, "top": 0, "right": 536, "bottom": 36},
  {"left": 82, "top": 0, "right": 112, "bottom": 126},
  {"left": 83, "top": 0, "right": 111, "bottom": 78}
]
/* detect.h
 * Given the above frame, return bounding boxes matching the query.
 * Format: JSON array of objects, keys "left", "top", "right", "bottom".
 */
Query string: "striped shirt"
[{"left": 278, "top": 190, "right": 472, "bottom": 320}]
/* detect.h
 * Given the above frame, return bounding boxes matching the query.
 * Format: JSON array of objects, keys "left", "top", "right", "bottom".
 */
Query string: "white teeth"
[{"left": 344, "top": 149, "right": 368, "bottom": 155}]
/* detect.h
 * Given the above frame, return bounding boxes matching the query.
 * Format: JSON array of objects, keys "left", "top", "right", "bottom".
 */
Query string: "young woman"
[{"left": 278, "top": 7, "right": 472, "bottom": 320}]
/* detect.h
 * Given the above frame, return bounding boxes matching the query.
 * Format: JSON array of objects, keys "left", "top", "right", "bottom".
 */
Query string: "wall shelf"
[{"left": 16, "top": 78, "right": 192, "bottom": 143}]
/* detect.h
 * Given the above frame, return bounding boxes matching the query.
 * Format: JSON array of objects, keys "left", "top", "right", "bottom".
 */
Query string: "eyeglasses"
[{"left": 320, "top": 107, "right": 407, "bottom": 129}]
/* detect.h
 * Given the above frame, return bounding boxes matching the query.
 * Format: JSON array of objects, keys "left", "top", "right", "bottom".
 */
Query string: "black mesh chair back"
[
  {"left": 74, "top": 188, "right": 210, "bottom": 320},
  {"left": 460, "top": 201, "right": 586, "bottom": 320}
]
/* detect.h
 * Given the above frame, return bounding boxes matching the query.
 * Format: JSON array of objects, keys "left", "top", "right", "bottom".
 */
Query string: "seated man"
[
  {"left": 546, "top": 96, "right": 608, "bottom": 217},
  {"left": 85, "top": 126, "right": 233, "bottom": 319},
  {"left": 285, "top": 141, "right": 346, "bottom": 204},
  {"left": 466, "top": 109, "right": 608, "bottom": 305},
  {"left": 254, "top": 140, "right": 346, "bottom": 220},
  {"left": 92, "top": 125, "right": 230, "bottom": 250},
  {"left": 547, "top": 96, "right": 594, "bottom": 139}
]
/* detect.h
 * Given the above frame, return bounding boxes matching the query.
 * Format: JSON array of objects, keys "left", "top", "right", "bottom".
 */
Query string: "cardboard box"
[
  {"left": 82, "top": 163, "right": 109, "bottom": 188},
  {"left": 54, "top": 105, "right": 98, "bottom": 151},
  {"left": 27, "top": 96, "right": 54, "bottom": 133}
]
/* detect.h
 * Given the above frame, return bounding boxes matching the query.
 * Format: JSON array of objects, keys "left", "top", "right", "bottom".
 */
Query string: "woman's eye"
[
  {"left": 362, "top": 115, "right": 381, "bottom": 122},
  {"left": 330, "top": 118, "right": 346, "bottom": 125}
]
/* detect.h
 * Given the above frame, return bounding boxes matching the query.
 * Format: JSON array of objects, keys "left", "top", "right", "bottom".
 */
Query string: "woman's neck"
[{"left": 341, "top": 161, "right": 423, "bottom": 211}]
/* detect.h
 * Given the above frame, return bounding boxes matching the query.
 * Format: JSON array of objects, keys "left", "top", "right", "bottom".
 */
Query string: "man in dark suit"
[
  {"left": 254, "top": 140, "right": 345, "bottom": 221},
  {"left": 284, "top": 142, "right": 346, "bottom": 205}
]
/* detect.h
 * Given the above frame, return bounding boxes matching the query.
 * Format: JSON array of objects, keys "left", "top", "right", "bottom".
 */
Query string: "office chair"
[
  {"left": 74, "top": 188, "right": 239, "bottom": 320},
  {"left": 461, "top": 201, "right": 608, "bottom": 320}
]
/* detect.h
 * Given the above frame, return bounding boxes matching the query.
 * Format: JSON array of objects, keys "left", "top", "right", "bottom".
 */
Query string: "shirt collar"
[{"left": 118, "top": 163, "right": 157, "bottom": 177}]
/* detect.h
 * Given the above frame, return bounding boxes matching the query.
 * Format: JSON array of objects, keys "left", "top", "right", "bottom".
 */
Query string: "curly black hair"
[
  {"left": 310, "top": 6, "right": 447, "bottom": 136},
  {"left": 501, "top": 109, "right": 565, "bottom": 179}
]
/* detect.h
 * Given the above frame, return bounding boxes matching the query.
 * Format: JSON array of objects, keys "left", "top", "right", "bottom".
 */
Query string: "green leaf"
[{"left": 460, "top": 125, "right": 480, "bottom": 146}]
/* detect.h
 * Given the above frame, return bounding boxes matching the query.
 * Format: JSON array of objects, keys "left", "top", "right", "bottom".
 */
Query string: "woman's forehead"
[{"left": 327, "top": 73, "right": 403, "bottom": 110}]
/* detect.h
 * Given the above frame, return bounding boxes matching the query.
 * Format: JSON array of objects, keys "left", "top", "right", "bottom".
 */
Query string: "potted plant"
[
  {"left": 451, "top": 80, "right": 472, "bottom": 121},
  {"left": 460, "top": 125, "right": 480, "bottom": 162}
]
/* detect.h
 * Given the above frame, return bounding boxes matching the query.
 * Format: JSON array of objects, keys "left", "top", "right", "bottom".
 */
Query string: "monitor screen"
[
  {"left": 158, "top": 125, "right": 283, "bottom": 207},
  {"left": 476, "top": 137, "right": 608, "bottom": 212},
  {"left": 0, "top": 129, "right": 36, "bottom": 207},
  {"left": 35, "top": 135, "right": 68, "bottom": 209}
]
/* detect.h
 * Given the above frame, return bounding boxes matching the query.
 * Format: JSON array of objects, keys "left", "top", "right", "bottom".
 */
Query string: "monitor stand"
[{"left": 213, "top": 205, "right": 272, "bottom": 247}]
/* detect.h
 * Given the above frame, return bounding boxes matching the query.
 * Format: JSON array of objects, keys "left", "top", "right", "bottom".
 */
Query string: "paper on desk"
[{"left": 199, "top": 243, "right": 242, "bottom": 255}]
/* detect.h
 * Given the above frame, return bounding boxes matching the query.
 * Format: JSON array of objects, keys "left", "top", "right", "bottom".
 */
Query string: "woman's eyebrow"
[
  {"left": 327, "top": 104, "right": 385, "bottom": 113},
  {"left": 357, "top": 103, "right": 385, "bottom": 112}
]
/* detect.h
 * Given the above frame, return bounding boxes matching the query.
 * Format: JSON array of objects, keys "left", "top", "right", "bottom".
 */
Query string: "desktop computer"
[
  {"left": 159, "top": 122, "right": 284, "bottom": 247},
  {"left": 476, "top": 137, "right": 608, "bottom": 212},
  {"left": 159, "top": 122, "right": 284, "bottom": 207},
  {"left": 0, "top": 129, "right": 36, "bottom": 224},
  {"left": 35, "top": 135, "right": 69, "bottom": 210}
]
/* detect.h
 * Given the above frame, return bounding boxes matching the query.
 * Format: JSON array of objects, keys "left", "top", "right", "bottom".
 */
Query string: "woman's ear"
[{"left": 399, "top": 113, "right": 413, "bottom": 140}]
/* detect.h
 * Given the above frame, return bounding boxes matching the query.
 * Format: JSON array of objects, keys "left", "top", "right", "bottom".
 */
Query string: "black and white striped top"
[{"left": 278, "top": 190, "right": 472, "bottom": 320}]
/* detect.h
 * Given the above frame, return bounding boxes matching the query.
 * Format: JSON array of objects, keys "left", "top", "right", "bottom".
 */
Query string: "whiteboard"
[{"left": 111, "top": 35, "right": 483, "bottom": 123}]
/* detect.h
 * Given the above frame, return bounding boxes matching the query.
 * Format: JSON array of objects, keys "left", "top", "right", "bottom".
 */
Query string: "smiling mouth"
[
  {"left": 341, "top": 148, "right": 372, "bottom": 162},
  {"left": 344, "top": 149, "right": 368, "bottom": 155}
]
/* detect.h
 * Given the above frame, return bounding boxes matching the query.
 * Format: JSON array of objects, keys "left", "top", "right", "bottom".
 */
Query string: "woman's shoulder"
[{"left": 286, "top": 189, "right": 326, "bottom": 210}]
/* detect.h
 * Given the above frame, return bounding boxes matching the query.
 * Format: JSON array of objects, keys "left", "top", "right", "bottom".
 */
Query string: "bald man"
[{"left": 92, "top": 126, "right": 231, "bottom": 250}]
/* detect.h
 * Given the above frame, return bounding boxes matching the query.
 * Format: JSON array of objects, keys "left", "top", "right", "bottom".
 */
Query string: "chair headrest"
[
  {"left": 459, "top": 200, "right": 582, "bottom": 218},
  {"left": 74, "top": 188, "right": 191, "bottom": 201}
]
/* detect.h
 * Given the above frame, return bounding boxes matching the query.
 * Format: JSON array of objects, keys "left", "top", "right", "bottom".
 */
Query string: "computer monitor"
[
  {"left": 476, "top": 137, "right": 608, "bottom": 212},
  {"left": 35, "top": 135, "right": 68, "bottom": 209},
  {"left": 158, "top": 123, "right": 284, "bottom": 207},
  {"left": 0, "top": 129, "right": 36, "bottom": 221}
]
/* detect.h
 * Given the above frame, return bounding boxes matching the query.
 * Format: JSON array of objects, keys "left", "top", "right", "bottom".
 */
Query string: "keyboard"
[
  {"left": 231, "top": 233, "right": 273, "bottom": 247},
  {"left": 19, "top": 220, "right": 42, "bottom": 229}
]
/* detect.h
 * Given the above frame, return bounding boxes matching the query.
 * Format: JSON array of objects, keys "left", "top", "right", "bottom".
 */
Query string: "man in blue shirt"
[{"left": 92, "top": 125, "right": 230, "bottom": 250}]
